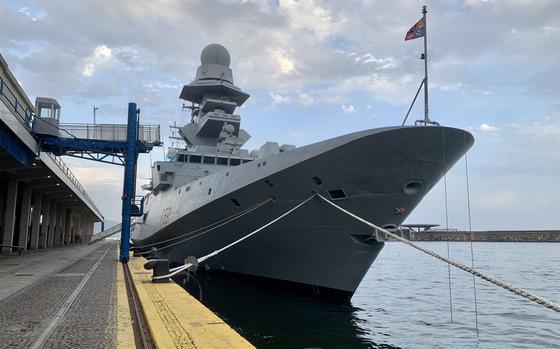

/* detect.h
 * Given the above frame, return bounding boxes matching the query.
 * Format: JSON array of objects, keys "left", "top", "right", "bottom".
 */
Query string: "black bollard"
[{"left": 144, "top": 258, "right": 170, "bottom": 283}]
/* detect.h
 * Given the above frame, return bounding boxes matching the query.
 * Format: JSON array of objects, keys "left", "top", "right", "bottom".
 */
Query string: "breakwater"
[{"left": 397, "top": 229, "right": 560, "bottom": 242}]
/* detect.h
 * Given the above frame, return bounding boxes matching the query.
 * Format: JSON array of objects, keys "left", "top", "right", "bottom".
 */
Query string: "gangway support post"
[{"left": 119, "top": 103, "right": 139, "bottom": 262}]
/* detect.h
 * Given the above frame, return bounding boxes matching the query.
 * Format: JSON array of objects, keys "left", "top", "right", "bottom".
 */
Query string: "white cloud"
[
  {"left": 341, "top": 104, "right": 356, "bottom": 113},
  {"left": 269, "top": 92, "right": 291, "bottom": 107},
  {"left": 298, "top": 91, "right": 314, "bottom": 106},
  {"left": 478, "top": 123, "right": 500, "bottom": 132},
  {"left": 82, "top": 45, "right": 112, "bottom": 77},
  {"left": 272, "top": 49, "right": 295, "bottom": 75}
]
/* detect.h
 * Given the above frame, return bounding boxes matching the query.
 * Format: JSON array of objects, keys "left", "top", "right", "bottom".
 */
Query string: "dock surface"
[
  {"left": 127, "top": 255, "right": 255, "bottom": 349},
  {"left": 0, "top": 240, "right": 254, "bottom": 348},
  {"left": 0, "top": 241, "right": 117, "bottom": 348}
]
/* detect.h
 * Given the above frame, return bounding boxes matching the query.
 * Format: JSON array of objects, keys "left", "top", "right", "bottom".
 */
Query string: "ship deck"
[{"left": 0, "top": 240, "right": 254, "bottom": 348}]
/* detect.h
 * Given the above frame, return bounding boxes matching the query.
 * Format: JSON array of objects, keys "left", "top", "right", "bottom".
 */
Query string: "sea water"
[{"left": 180, "top": 242, "right": 560, "bottom": 348}]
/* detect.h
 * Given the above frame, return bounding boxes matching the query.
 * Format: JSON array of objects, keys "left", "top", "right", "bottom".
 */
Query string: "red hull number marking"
[{"left": 161, "top": 207, "right": 173, "bottom": 225}]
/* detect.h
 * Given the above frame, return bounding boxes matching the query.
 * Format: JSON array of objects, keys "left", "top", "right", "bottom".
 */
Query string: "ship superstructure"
[{"left": 132, "top": 44, "right": 474, "bottom": 298}]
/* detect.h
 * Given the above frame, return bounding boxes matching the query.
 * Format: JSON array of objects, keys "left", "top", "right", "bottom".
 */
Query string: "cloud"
[
  {"left": 82, "top": 45, "right": 112, "bottom": 77},
  {"left": 2, "top": 0, "right": 560, "bottom": 229},
  {"left": 341, "top": 104, "right": 356, "bottom": 113},
  {"left": 297, "top": 91, "right": 314, "bottom": 106},
  {"left": 478, "top": 123, "right": 500, "bottom": 132},
  {"left": 269, "top": 92, "right": 291, "bottom": 107},
  {"left": 272, "top": 49, "right": 295, "bottom": 75}
]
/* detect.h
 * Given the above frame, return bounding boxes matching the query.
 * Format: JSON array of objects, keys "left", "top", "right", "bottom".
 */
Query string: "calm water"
[{"left": 179, "top": 242, "right": 560, "bottom": 348}]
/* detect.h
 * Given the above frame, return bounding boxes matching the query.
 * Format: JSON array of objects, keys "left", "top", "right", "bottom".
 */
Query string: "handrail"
[
  {"left": 0, "top": 74, "right": 35, "bottom": 130},
  {"left": 58, "top": 123, "right": 161, "bottom": 143},
  {"left": 91, "top": 222, "right": 139, "bottom": 242}
]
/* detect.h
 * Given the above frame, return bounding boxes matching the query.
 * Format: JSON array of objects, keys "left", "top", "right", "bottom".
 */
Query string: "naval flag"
[{"left": 405, "top": 17, "right": 425, "bottom": 41}]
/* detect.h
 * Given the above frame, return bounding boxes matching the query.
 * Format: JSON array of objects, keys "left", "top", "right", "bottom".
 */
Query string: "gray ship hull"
[{"left": 132, "top": 125, "right": 473, "bottom": 296}]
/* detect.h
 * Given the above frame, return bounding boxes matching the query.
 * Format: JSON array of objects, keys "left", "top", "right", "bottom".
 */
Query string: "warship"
[{"left": 131, "top": 43, "right": 474, "bottom": 298}]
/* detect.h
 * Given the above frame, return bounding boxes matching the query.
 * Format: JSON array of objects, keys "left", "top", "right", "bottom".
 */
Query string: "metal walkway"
[{"left": 37, "top": 122, "right": 160, "bottom": 165}]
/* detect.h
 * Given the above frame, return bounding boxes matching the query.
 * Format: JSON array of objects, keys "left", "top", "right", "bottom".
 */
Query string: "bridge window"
[
  {"left": 189, "top": 155, "right": 201, "bottom": 163},
  {"left": 177, "top": 154, "right": 186, "bottom": 162},
  {"left": 217, "top": 157, "right": 228, "bottom": 165},
  {"left": 203, "top": 156, "right": 215, "bottom": 164},
  {"left": 242, "top": 159, "right": 252, "bottom": 164},
  {"left": 229, "top": 158, "right": 241, "bottom": 166}
]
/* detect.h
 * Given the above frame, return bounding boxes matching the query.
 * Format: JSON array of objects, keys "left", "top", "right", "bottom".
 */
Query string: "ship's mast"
[{"left": 422, "top": 5, "right": 430, "bottom": 124}]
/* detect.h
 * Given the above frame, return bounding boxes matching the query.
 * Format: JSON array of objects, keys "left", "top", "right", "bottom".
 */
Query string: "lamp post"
[{"left": 93, "top": 106, "right": 99, "bottom": 124}]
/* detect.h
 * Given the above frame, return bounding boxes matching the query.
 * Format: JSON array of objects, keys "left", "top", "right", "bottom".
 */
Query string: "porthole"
[
  {"left": 402, "top": 180, "right": 423, "bottom": 196},
  {"left": 328, "top": 189, "right": 347, "bottom": 200},
  {"left": 382, "top": 223, "right": 398, "bottom": 231}
]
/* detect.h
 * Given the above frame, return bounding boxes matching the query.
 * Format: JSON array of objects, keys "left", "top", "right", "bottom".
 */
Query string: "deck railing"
[
  {"left": 58, "top": 123, "right": 161, "bottom": 143},
  {"left": 90, "top": 223, "right": 123, "bottom": 242}
]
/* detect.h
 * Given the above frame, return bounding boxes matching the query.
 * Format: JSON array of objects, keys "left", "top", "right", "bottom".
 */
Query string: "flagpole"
[{"left": 422, "top": 5, "right": 429, "bottom": 124}]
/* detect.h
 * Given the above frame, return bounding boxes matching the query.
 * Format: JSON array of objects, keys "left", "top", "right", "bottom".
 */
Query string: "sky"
[{"left": 1, "top": 0, "right": 559, "bottom": 230}]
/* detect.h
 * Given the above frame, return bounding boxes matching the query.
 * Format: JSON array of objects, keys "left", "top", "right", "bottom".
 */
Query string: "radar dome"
[{"left": 200, "top": 43, "right": 231, "bottom": 67}]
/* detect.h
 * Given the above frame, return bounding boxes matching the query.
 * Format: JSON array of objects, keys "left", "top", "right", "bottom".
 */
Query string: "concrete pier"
[
  {"left": 0, "top": 240, "right": 254, "bottom": 348},
  {"left": 1, "top": 180, "right": 18, "bottom": 253}
]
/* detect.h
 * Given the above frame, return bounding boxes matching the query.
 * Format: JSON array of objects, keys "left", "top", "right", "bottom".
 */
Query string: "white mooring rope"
[
  {"left": 148, "top": 192, "right": 560, "bottom": 314},
  {"left": 153, "top": 194, "right": 316, "bottom": 280},
  {"left": 465, "top": 151, "right": 480, "bottom": 333},
  {"left": 315, "top": 193, "right": 560, "bottom": 313},
  {"left": 135, "top": 197, "right": 274, "bottom": 255},
  {"left": 441, "top": 128, "right": 454, "bottom": 322}
]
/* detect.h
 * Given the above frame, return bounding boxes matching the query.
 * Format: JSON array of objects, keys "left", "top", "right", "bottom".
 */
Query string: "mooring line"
[
  {"left": 442, "top": 128, "right": 454, "bottom": 323},
  {"left": 465, "top": 152, "right": 479, "bottom": 333},
  {"left": 156, "top": 194, "right": 316, "bottom": 279},
  {"left": 316, "top": 193, "right": 560, "bottom": 313},
  {"left": 30, "top": 245, "right": 113, "bottom": 349},
  {"left": 135, "top": 197, "right": 274, "bottom": 255}
]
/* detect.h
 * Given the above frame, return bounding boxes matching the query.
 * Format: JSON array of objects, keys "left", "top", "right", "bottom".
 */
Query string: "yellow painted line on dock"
[
  {"left": 128, "top": 256, "right": 255, "bottom": 349},
  {"left": 117, "top": 251, "right": 137, "bottom": 349}
]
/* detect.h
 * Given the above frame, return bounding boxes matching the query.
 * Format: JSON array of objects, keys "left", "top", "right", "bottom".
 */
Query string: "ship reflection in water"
[{"left": 177, "top": 271, "right": 400, "bottom": 349}]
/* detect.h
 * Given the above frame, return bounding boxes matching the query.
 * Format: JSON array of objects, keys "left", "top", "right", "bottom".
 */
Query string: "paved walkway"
[
  {"left": 0, "top": 240, "right": 255, "bottom": 348},
  {"left": 0, "top": 241, "right": 120, "bottom": 348},
  {"left": 0, "top": 242, "right": 107, "bottom": 301}
]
